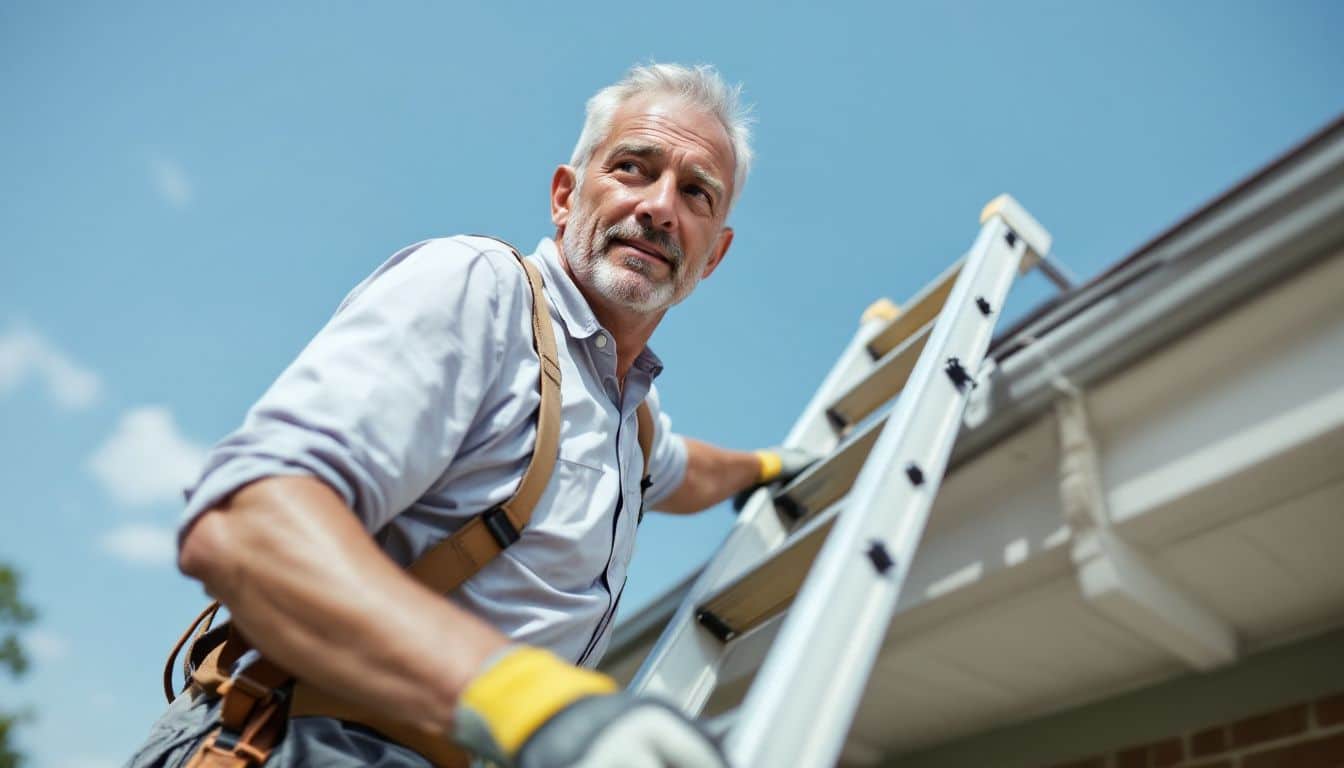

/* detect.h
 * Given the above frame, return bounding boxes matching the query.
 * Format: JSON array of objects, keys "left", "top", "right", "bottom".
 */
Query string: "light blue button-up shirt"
[{"left": 180, "top": 236, "right": 689, "bottom": 665}]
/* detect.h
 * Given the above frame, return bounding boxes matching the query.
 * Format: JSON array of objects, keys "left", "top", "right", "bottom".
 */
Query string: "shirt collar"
[
  {"left": 533, "top": 238, "right": 599, "bottom": 339},
  {"left": 531, "top": 238, "right": 665, "bottom": 378}
]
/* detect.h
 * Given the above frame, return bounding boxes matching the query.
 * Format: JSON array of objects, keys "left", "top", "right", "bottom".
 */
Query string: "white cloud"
[
  {"left": 87, "top": 406, "right": 207, "bottom": 507},
  {"left": 99, "top": 522, "right": 177, "bottom": 568},
  {"left": 23, "top": 628, "right": 71, "bottom": 663},
  {"left": 150, "top": 153, "right": 193, "bottom": 209},
  {"left": 0, "top": 325, "right": 101, "bottom": 409}
]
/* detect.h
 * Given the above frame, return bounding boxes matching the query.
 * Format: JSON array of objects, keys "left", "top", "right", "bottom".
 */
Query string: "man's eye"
[
  {"left": 685, "top": 186, "right": 711, "bottom": 203},
  {"left": 616, "top": 161, "right": 641, "bottom": 173}
]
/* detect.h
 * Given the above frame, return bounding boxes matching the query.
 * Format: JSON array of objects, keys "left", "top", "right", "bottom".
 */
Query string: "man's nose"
[{"left": 634, "top": 173, "right": 677, "bottom": 233}]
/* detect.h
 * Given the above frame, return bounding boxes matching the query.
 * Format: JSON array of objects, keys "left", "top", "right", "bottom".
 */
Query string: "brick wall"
[{"left": 1045, "top": 691, "right": 1344, "bottom": 768}]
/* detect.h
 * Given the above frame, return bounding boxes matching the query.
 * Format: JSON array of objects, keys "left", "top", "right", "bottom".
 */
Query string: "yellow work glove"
[
  {"left": 454, "top": 645, "right": 726, "bottom": 768},
  {"left": 733, "top": 446, "right": 823, "bottom": 511}
]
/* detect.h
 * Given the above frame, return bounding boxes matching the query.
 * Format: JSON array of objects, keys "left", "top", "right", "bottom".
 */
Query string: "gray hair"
[{"left": 569, "top": 63, "right": 754, "bottom": 209}]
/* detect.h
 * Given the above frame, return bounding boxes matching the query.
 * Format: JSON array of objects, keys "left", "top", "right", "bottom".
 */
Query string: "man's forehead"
[{"left": 598, "top": 96, "right": 735, "bottom": 181}]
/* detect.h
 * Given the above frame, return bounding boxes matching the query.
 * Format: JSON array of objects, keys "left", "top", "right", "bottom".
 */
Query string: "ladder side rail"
[
  {"left": 724, "top": 216, "right": 1028, "bottom": 768},
  {"left": 628, "top": 309, "right": 892, "bottom": 710}
]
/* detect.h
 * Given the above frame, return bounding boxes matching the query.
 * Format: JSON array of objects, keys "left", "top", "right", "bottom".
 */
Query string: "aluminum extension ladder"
[{"left": 629, "top": 196, "right": 1060, "bottom": 768}]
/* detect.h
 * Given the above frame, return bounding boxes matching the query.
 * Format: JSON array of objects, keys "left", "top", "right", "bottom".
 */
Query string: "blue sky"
[{"left": 1, "top": 2, "right": 1340, "bottom": 765}]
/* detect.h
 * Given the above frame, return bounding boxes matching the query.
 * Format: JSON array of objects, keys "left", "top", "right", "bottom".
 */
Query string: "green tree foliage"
[{"left": 0, "top": 563, "right": 36, "bottom": 768}]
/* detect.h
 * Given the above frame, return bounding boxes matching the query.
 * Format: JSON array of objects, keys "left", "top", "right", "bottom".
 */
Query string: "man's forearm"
[
  {"left": 654, "top": 437, "right": 762, "bottom": 514},
  {"left": 178, "top": 475, "right": 507, "bottom": 735}
]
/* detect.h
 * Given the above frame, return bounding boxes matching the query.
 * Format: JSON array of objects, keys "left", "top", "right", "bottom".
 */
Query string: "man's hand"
[
  {"left": 455, "top": 646, "right": 725, "bottom": 768},
  {"left": 753, "top": 446, "right": 820, "bottom": 486},
  {"left": 657, "top": 441, "right": 824, "bottom": 515},
  {"left": 733, "top": 446, "right": 824, "bottom": 510}
]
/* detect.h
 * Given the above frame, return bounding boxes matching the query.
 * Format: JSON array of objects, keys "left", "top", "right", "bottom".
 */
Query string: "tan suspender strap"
[
  {"left": 405, "top": 248, "right": 561, "bottom": 595},
  {"left": 502, "top": 253, "right": 564, "bottom": 528}
]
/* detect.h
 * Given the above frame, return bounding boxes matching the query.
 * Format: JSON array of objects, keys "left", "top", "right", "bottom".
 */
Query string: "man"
[{"left": 130, "top": 63, "right": 813, "bottom": 768}]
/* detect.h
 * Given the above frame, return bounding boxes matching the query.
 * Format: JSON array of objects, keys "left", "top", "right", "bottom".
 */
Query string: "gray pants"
[{"left": 123, "top": 689, "right": 436, "bottom": 768}]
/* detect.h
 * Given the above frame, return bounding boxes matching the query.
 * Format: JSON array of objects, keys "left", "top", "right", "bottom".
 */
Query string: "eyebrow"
[
  {"left": 608, "top": 141, "right": 727, "bottom": 203},
  {"left": 688, "top": 164, "right": 726, "bottom": 203}
]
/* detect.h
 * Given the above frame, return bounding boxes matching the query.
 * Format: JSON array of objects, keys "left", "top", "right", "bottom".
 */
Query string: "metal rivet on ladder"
[
  {"left": 1005, "top": 230, "right": 1018, "bottom": 248},
  {"left": 696, "top": 610, "right": 736, "bottom": 642},
  {"left": 945, "top": 357, "right": 974, "bottom": 391},
  {"left": 905, "top": 462, "right": 924, "bottom": 486},
  {"left": 976, "top": 296, "right": 992, "bottom": 316},
  {"left": 866, "top": 541, "right": 894, "bottom": 575}
]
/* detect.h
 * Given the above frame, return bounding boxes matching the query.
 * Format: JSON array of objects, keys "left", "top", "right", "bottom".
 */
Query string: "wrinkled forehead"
[{"left": 591, "top": 95, "right": 737, "bottom": 194}]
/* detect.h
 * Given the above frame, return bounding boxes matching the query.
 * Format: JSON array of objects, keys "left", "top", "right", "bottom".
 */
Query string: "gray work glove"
[
  {"left": 732, "top": 446, "right": 824, "bottom": 511},
  {"left": 515, "top": 694, "right": 725, "bottom": 768},
  {"left": 455, "top": 646, "right": 725, "bottom": 768}
]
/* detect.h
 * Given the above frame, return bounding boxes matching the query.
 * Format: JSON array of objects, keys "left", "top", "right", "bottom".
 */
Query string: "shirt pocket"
[{"left": 508, "top": 457, "right": 618, "bottom": 593}]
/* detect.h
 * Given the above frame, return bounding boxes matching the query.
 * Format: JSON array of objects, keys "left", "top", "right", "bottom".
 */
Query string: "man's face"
[{"left": 553, "top": 95, "right": 736, "bottom": 316}]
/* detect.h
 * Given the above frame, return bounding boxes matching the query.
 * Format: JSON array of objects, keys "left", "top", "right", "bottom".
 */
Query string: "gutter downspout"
[{"left": 1053, "top": 384, "right": 1238, "bottom": 671}]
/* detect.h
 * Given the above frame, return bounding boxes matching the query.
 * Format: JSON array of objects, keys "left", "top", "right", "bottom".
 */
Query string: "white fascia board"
[{"left": 1108, "top": 387, "right": 1344, "bottom": 532}]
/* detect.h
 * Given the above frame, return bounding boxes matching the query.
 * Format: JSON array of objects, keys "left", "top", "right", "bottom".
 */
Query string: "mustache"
[{"left": 599, "top": 220, "right": 684, "bottom": 270}]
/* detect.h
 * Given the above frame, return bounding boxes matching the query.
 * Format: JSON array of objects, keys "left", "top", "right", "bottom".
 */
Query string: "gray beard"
[{"left": 562, "top": 207, "right": 691, "bottom": 315}]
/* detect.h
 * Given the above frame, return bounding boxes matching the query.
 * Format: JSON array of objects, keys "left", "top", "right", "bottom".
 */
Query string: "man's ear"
[
  {"left": 551, "top": 165, "right": 577, "bottom": 229},
  {"left": 701, "top": 227, "right": 734, "bottom": 279}
]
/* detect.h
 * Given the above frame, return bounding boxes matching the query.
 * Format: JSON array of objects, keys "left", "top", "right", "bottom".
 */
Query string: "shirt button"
[{"left": 594, "top": 335, "right": 609, "bottom": 349}]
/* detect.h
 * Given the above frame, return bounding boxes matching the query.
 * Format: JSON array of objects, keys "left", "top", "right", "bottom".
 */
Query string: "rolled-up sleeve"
[
  {"left": 180, "top": 238, "right": 507, "bottom": 537},
  {"left": 639, "top": 384, "right": 688, "bottom": 508}
]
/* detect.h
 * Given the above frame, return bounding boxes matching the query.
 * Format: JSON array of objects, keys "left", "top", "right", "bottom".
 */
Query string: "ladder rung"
[
  {"left": 775, "top": 419, "right": 883, "bottom": 523},
  {"left": 826, "top": 320, "right": 934, "bottom": 431},
  {"left": 865, "top": 260, "right": 963, "bottom": 358},
  {"left": 696, "top": 510, "right": 839, "bottom": 642}
]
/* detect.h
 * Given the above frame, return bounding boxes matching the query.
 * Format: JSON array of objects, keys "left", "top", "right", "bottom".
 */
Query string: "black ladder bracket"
[
  {"left": 825, "top": 406, "right": 849, "bottom": 434},
  {"left": 775, "top": 494, "right": 807, "bottom": 523},
  {"left": 865, "top": 541, "right": 895, "bottom": 575},
  {"left": 696, "top": 609, "right": 737, "bottom": 642},
  {"left": 944, "top": 357, "right": 975, "bottom": 392},
  {"left": 905, "top": 462, "right": 925, "bottom": 486}
]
